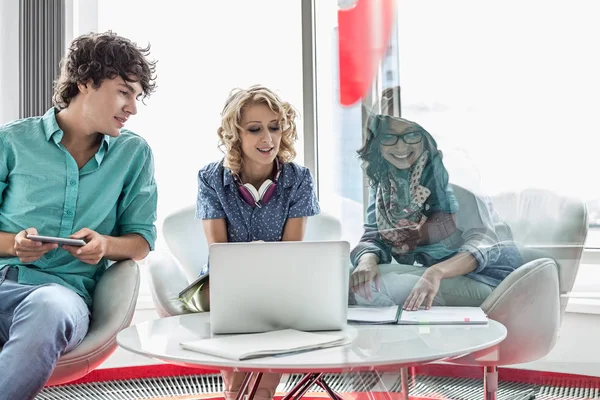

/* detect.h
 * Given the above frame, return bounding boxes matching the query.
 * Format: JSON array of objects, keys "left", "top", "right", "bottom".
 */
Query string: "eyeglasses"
[{"left": 379, "top": 131, "right": 423, "bottom": 146}]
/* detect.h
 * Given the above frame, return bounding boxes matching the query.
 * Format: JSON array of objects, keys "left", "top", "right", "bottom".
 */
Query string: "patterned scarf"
[{"left": 376, "top": 150, "right": 431, "bottom": 255}]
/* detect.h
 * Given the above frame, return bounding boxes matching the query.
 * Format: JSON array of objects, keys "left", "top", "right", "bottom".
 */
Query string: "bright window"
[
  {"left": 396, "top": 0, "right": 600, "bottom": 248},
  {"left": 97, "top": 0, "right": 305, "bottom": 304},
  {"left": 314, "top": 0, "right": 599, "bottom": 303},
  {"left": 316, "top": 0, "right": 600, "bottom": 249},
  {"left": 97, "top": 0, "right": 305, "bottom": 231}
]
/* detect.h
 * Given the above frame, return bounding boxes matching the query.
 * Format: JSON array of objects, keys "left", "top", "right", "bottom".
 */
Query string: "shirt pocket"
[{"left": 1, "top": 171, "right": 63, "bottom": 233}]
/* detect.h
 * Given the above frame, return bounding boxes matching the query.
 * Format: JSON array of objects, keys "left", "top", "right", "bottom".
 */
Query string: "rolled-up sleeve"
[
  {"left": 288, "top": 168, "right": 320, "bottom": 218},
  {"left": 350, "top": 187, "right": 393, "bottom": 267},
  {"left": 196, "top": 170, "right": 226, "bottom": 219},
  {"left": 455, "top": 193, "right": 502, "bottom": 273},
  {"left": 116, "top": 146, "right": 158, "bottom": 250}
]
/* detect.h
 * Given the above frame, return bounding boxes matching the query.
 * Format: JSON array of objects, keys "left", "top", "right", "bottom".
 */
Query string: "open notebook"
[
  {"left": 347, "top": 306, "right": 401, "bottom": 324},
  {"left": 398, "top": 306, "right": 488, "bottom": 325},
  {"left": 180, "top": 329, "right": 350, "bottom": 361},
  {"left": 347, "top": 306, "right": 488, "bottom": 325}
]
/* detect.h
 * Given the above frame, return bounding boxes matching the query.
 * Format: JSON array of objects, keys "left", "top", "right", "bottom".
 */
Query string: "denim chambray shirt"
[{"left": 196, "top": 159, "right": 320, "bottom": 244}]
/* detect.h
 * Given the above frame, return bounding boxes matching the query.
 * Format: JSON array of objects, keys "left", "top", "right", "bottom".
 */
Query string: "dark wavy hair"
[
  {"left": 357, "top": 114, "right": 440, "bottom": 187},
  {"left": 52, "top": 31, "right": 157, "bottom": 109}
]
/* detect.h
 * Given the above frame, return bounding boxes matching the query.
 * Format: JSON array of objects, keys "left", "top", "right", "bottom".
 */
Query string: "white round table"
[{"left": 117, "top": 313, "right": 506, "bottom": 400}]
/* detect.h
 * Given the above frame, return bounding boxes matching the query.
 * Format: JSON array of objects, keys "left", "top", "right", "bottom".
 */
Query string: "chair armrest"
[
  {"left": 147, "top": 250, "right": 192, "bottom": 317},
  {"left": 90, "top": 260, "right": 140, "bottom": 341},
  {"left": 49, "top": 260, "right": 140, "bottom": 385},
  {"left": 56, "top": 260, "right": 140, "bottom": 364},
  {"left": 451, "top": 257, "right": 561, "bottom": 366}
]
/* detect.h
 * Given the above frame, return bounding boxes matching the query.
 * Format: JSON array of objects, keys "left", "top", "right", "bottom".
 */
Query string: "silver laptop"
[{"left": 209, "top": 241, "right": 350, "bottom": 334}]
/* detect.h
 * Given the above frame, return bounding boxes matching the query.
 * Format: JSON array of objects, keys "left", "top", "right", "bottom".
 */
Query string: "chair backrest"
[
  {"left": 304, "top": 212, "right": 343, "bottom": 242},
  {"left": 162, "top": 205, "right": 206, "bottom": 282},
  {"left": 162, "top": 205, "right": 343, "bottom": 282},
  {"left": 451, "top": 184, "right": 588, "bottom": 316}
]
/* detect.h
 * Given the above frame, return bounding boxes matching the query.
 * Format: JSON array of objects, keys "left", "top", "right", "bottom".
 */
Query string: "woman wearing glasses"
[{"left": 349, "top": 97, "right": 522, "bottom": 311}]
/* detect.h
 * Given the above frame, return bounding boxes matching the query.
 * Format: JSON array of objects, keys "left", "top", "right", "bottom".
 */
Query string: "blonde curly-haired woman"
[{"left": 196, "top": 85, "right": 320, "bottom": 400}]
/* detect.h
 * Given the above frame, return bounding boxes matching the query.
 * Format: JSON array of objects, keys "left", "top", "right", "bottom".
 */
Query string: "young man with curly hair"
[{"left": 0, "top": 31, "right": 158, "bottom": 399}]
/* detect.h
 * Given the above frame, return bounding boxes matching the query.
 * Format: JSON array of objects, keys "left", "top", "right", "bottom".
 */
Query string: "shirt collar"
[
  {"left": 42, "top": 107, "right": 112, "bottom": 164},
  {"left": 222, "top": 159, "right": 294, "bottom": 189},
  {"left": 223, "top": 166, "right": 235, "bottom": 187},
  {"left": 42, "top": 108, "right": 62, "bottom": 142},
  {"left": 94, "top": 136, "right": 111, "bottom": 165}
]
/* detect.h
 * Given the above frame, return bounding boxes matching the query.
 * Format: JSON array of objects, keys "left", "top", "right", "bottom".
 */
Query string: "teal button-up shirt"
[{"left": 0, "top": 108, "right": 157, "bottom": 307}]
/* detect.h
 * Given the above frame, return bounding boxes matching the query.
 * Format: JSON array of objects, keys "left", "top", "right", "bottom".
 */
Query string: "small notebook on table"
[
  {"left": 347, "top": 306, "right": 488, "bottom": 325},
  {"left": 180, "top": 329, "right": 349, "bottom": 361}
]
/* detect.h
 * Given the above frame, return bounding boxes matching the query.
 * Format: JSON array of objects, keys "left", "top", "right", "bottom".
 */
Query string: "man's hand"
[
  {"left": 403, "top": 268, "right": 442, "bottom": 311},
  {"left": 13, "top": 228, "right": 57, "bottom": 263},
  {"left": 63, "top": 228, "right": 108, "bottom": 265},
  {"left": 350, "top": 255, "right": 381, "bottom": 301}
]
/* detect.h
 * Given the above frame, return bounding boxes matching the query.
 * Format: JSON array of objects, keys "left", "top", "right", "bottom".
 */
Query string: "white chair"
[
  {"left": 147, "top": 205, "right": 342, "bottom": 317},
  {"left": 448, "top": 185, "right": 588, "bottom": 400},
  {"left": 39, "top": 260, "right": 139, "bottom": 385}
]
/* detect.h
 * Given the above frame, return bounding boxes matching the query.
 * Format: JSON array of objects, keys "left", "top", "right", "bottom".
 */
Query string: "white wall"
[
  {"left": 512, "top": 311, "right": 600, "bottom": 377},
  {"left": 0, "top": 0, "right": 20, "bottom": 124},
  {"left": 64, "top": 0, "right": 99, "bottom": 47}
]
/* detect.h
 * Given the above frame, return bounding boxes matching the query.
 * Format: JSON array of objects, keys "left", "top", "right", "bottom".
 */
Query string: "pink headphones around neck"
[{"left": 233, "top": 159, "right": 281, "bottom": 208}]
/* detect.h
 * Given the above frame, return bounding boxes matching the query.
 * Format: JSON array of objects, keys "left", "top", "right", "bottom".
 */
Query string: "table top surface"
[{"left": 117, "top": 313, "right": 506, "bottom": 373}]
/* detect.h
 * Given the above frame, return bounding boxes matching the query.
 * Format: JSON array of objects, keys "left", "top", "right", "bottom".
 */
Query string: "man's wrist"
[
  {"left": 102, "top": 235, "right": 112, "bottom": 258},
  {"left": 6, "top": 243, "right": 16, "bottom": 257},
  {"left": 0, "top": 232, "right": 18, "bottom": 257}
]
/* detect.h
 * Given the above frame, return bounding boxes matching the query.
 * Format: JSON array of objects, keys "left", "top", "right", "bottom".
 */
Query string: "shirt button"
[
  {"left": 69, "top": 180, "right": 77, "bottom": 186},
  {"left": 66, "top": 210, "right": 73, "bottom": 216},
  {"left": 45, "top": 254, "right": 52, "bottom": 259}
]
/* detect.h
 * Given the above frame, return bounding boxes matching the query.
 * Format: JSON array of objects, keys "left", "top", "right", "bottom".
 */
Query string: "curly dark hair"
[
  {"left": 358, "top": 86, "right": 402, "bottom": 186},
  {"left": 357, "top": 114, "right": 392, "bottom": 186},
  {"left": 357, "top": 114, "right": 439, "bottom": 187},
  {"left": 52, "top": 31, "right": 157, "bottom": 109}
]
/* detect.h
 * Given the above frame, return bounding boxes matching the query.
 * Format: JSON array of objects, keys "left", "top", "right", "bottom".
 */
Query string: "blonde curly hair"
[{"left": 218, "top": 85, "right": 298, "bottom": 175}]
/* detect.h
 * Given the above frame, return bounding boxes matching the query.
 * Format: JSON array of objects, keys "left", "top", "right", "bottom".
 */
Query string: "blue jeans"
[{"left": 0, "top": 266, "right": 90, "bottom": 400}]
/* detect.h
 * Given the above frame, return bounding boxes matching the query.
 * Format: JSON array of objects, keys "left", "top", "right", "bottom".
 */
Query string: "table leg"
[
  {"left": 294, "top": 373, "right": 324, "bottom": 400},
  {"left": 483, "top": 366, "right": 498, "bottom": 400},
  {"left": 400, "top": 367, "right": 410, "bottom": 400},
  {"left": 281, "top": 373, "right": 321, "bottom": 400},
  {"left": 245, "top": 370, "right": 407, "bottom": 400},
  {"left": 367, "top": 371, "right": 394, "bottom": 400},
  {"left": 315, "top": 376, "right": 344, "bottom": 400},
  {"left": 246, "top": 372, "right": 264, "bottom": 400},
  {"left": 235, "top": 373, "right": 254, "bottom": 400},
  {"left": 280, "top": 372, "right": 346, "bottom": 400}
]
